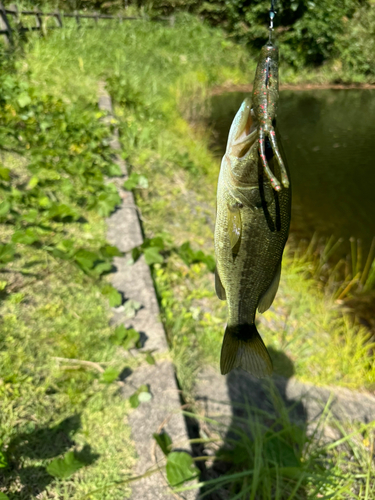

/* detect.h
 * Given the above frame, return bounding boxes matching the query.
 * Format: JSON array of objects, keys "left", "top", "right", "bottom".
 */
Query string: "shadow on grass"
[
  {"left": 2, "top": 414, "right": 99, "bottom": 500},
  {"left": 194, "top": 348, "right": 311, "bottom": 499}
]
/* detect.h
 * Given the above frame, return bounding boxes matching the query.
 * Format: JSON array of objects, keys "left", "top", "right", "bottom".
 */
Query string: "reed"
[{"left": 291, "top": 235, "right": 375, "bottom": 300}]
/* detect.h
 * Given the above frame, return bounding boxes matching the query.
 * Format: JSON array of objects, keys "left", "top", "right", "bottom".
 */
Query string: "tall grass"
[
  {"left": 79, "top": 389, "right": 375, "bottom": 500},
  {"left": 291, "top": 234, "right": 375, "bottom": 299},
  {"left": 177, "top": 394, "right": 375, "bottom": 499}
]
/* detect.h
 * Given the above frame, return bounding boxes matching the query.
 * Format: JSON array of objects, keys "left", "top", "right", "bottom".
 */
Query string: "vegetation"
[
  {"left": 0, "top": 39, "right": 137, "bottom": 500},
  {"left": 7, "top": 0, "right": 375, "bottom": 80},
  {"left": 176, "top": 397, "right": 375, "bottom": 499},
  {"left": 0, "top": 9, "right": 374, "bottom": 500}
]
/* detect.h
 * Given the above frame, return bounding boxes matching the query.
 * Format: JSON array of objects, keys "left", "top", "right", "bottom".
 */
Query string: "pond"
[{"left": 209, "top": 90, "right": 375, "bottom": 258}]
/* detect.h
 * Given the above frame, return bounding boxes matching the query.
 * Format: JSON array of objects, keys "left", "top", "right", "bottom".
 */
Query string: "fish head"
[{"left": 224, "top": 98, "right": 260, "bottom": 187}]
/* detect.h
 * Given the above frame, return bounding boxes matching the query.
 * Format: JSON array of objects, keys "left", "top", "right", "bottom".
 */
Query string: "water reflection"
[{"left": 210, "top": 90, "right": 375, "bottom": 256}]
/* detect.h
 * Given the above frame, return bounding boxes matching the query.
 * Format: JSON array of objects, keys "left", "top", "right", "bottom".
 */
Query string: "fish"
[{"left": 214, "top": 42, "right": 291, "bottom": 377}]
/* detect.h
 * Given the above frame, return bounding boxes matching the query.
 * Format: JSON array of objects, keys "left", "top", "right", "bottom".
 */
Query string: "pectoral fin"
[
  {"left": 215, "top": 267, "right": 226, "bottom": 300},
  {"left": 227, "top": 206, "right": 241, "bottom": 251},
  {"left": 258, "top": 262, "right": 281, "bottom": 314}
]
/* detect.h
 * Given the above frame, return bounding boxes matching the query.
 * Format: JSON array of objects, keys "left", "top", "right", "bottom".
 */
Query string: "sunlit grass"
[
  {"left": 0, "top": 185, "right": 136, "bottom": 499},
  {"left": 78, "top": 391, "right": 375, "bottom": 500},
  {"left": 175, "top": 394, "right": 375, "bottom": 499},
  {"left": 0, "top": 15, "right": 253, "bottom": 499},
  {"left": 1, "top": 11, "right": 374, "bottom": 499}
]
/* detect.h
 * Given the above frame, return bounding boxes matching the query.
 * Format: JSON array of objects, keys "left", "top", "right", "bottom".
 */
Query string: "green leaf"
[
  {"left": 129, "top": 384, "right": 150, "bottom": 408},
  {"left": 101, "top": 284, "right": 122, "bottom": 307},
  {"left": 144, "top": 247, "right": 164, "bottom": 265},
  {"left": 23, "top": 209, "right": 38, "bottom": 223},
  {"left": 100, "top": 244, "right": 122, "bottom": 259},
  {"left": 177, "top": 241, "right": 215, "bottom": 271},
  {"left": 27, "top": 176, "right": 39, "bottom": 189},
  {"left": 12, "top": 228, "right": 39, "bottom": 245},
  {"left": 202, "top": 254, "right": 215, "bottom": 272},
  {"left": 109, "top": 325, "right": 140, "bottom": 349},
  {"left": 17, "top": 92, "right": 32, "bottom": 108},
  {"left": 138, "top": 384, "right": 149, "bottom": 393},
  {"left": 122, "top": 328, "right": 141, "bottom": 350},
  {"left": 123, "top": 299, "right": 141, "bottom": 319},
  {"left": 129, "top": 393, "right": 139, "bottom": 408},
  {"left": 123, "top": 173, "right": 139, "bottom": 190},
  {"left": 0, "top": 493, "right": 10, "bottom": 500},
  {"left": 38, "top": 195, "right": 51, "bottom": 208},
  {"left": 101, "top": 366, "right": 121, "bottom": 384},
  {"left": 93, "top": 261, "right": 112, "bottom": 276},
  {"left": 166, "top": 452, "right": 199, "bottom": 486},
  {"left": 142, "top": 236, "right": 165, "bottom": 250},
  {"left": 46, "top": 451, "right": 85, "bottom": 479},
  {"left": 107, "top": 163, "right": 122, "bottom": 177},
  {"left": 153, "top": 431, "right": 172, "bottom": 456},
  {"left": 0, "top": 201, "right": 10, "bottom": 217},
  {"left": 131, "top": 246, "right": 141, "bottom": 263},
  {"left": 138, "top": 391, "right": 152, "bottom": 402},
  {"left": 109, "top": 324, "right": 127, "bottom": 345},
  {"left": 0, "top": 167, "right": 10, "bottom": 181},
  {"left": 178, "top": 241, "right": 195, "bottom": 266},
  {"left": 95, "top": 190, "right": 121, "bottom": 217},
  {"left": 123, "top": 172, "right": 149, "bottom": 190},
  {"left": 47, "top": 203, "right": 79, "bottom": 221},
  {"left": 145, "top": 352, "right": 156, "bottom": 365},
  {"left": 74, "top": 249, "right": 98, "bottom": 270},
  {"left": 0, "top": 448, "right": 8, "bottom": 468},
  {"left": 264, "top": 434, "right": 300, "bottom": 468},
  {"left": 137, "top": 174, "right": 149, "bottom": 189},
  {"left": 56, "top": 239, "right": 75, "bottom": 253},
  {"left": 0, "top": 244, "right": 15, "bottom": 265}
]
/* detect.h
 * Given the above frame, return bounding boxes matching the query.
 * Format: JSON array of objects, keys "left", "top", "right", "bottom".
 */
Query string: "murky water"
[{"left": 210, "top": 90, "right": 375, "bottom": 256}]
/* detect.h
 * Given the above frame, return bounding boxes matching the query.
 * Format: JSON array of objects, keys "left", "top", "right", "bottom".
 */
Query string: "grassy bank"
[
  {"left": 0, "top": 11, "right": 374, "bottom": 499},
  {"left": 0, "top": 13, "right": 251, "bottom": 499},
  {"left": 20, "top": 11, "right": 375, "bottom": 394},
  {"left": 0, "top": 42, "right": 139, "bottom": 500}
]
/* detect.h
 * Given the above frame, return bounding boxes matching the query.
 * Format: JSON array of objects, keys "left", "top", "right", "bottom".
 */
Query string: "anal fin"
[
  {"left": 258, "top": 262, "right": 281, "bottom": 314},
  {"left": 215, "top": 267, "right": 226, "bottom": 300}
]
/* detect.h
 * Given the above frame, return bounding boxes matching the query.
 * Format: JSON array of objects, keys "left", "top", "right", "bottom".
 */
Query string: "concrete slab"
[
  {"left": 99, "top": 85, "right": 195, "bottom": 499},
  {"left": 195, "top": 365, "right": 375, "bottom": 432}
]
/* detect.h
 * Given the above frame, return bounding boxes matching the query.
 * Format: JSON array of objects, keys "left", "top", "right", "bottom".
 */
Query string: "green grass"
[
  {"left": 84, "top": 391, "right": 375, "bottom": 499},
  {"left": 19, "top": 12, "right": 375, "bottom": 393},
  {"left": 1, "top": 11, "right": 374, "bottom": 500},
  {"left": 177, "top": 395, "right": 375, "bottom": 499},
  {"left": 0, "top": 153, "right": 137, "bottom": 499},
  {"left": 0, "top": 14, "right": 251, "bottom": 499}
]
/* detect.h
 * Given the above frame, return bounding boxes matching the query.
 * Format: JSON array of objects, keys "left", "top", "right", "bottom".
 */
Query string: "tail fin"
[{"left": 220, "top": 323, "right": 273, "bottom": 377}]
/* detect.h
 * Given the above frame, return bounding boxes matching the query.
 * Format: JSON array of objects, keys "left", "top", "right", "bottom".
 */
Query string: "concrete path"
[
  {"left": 195, "top": 366, "right": 375, "bottom": 428},
  {"left": 98, "top": 85, "right": 195, "bottom": 500}
]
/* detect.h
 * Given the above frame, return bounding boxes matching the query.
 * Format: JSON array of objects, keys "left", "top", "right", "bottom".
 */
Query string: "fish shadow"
[{"left": 194, "top": 349, "right": 310, "bottom": 499}]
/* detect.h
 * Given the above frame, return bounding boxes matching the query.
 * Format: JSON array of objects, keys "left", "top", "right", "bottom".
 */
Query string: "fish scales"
[{"left": 214, "top": 43, "right": 291, "bottom": 377}]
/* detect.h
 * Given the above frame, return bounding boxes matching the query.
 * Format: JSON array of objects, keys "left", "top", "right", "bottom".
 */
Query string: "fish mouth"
[{"left": 232, "top": 107, "right": 257, "bottom": 159}]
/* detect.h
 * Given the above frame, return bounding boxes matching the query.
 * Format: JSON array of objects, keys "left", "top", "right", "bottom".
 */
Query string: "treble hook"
[{"left": 269, "top": 0, "right": 276, "bottom": 43}]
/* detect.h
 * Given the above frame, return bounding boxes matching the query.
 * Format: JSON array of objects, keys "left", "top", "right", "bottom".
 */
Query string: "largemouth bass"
[{"left": 214, "top": 42, "right": 291, "bottom": 377}]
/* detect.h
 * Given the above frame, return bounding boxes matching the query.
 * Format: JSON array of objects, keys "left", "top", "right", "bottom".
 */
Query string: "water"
[{"left": 210, "top": 90, "right": 375, "bottom": 256}]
